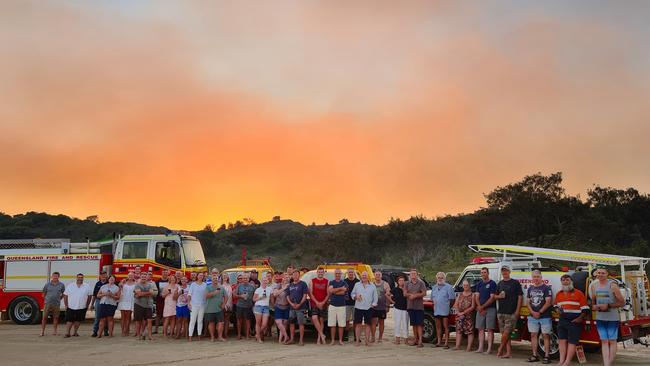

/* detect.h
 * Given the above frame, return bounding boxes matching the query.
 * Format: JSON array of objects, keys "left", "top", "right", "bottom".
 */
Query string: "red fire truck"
[{"left": 0, "top": 234, "right": 207, "bottom": 325}]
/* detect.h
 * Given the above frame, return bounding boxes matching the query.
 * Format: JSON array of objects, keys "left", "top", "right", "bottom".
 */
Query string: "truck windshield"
[{"left": 181, "top": 239, "right": 206, "bottom": 267}]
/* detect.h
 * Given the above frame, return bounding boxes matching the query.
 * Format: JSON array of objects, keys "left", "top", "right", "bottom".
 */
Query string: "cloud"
[{"left": 0, "top": 1, "right": 648, "bottom": 228}]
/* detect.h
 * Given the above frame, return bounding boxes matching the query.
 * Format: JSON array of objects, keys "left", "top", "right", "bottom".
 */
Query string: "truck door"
[{"left": 155, "top": 241, "right": 182, "bottom": 270}]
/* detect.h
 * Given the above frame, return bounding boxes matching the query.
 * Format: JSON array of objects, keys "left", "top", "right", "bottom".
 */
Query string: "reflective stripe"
[
  {"left": 557, "top": 301, "right": 580, "bottom": 306},
  {"left": 563, "top": 309, "right": 582, "bottom": 313}
]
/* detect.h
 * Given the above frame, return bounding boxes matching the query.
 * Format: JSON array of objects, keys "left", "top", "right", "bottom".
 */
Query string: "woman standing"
[
  {"left": 272, "top": 273, "right": 290, "bottom": 344},
  {"left": 97, "top": 275, "right": 121, "bottom": 338},
  {"left": 117, "top": 271, "right": 136, "bottom": 336},
  {"left": 389, "top": 276, "right": 409, "bottom": 344},
  {"left": 162, "top": 275, "right": 180, "bottom": 338},
  {"left": 453, "top": 280, "right": 475, "bottom": 351},
  {"left": 222, "top": 275, "right": 233, "bottom": 339},
  {"left": 187, "top": 272, "right": 207, "bottom": 341},
  {"left": 174, "top": 276, "right": 190, "bottom": 339},
  {"left": 253, "top": 277, "right": 272, "bottom": 343}
]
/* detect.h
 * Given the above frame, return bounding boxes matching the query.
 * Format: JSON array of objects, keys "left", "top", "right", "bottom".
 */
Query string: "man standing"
[
  {"left": 235, "top": 273, "right": 255, "bottom": 340},
  {"left": 286, "top": 270, "right": 309, "bottom": 346},
  {"left": 370, "top": 271, "right": 391, "bottom": 343},
  {"left": 90, "top": 271, "right": 108, "bottom": 337},
  {"left": 134, "top": 273, "right": 158, "bottom": 340},
  {"left": 249, "top": 269, "right": 261, "bottom": 288},
  {"left": 527, "top": 270, "right": 553, "bottom": 363},
  {"left": 63, "top": 273, "right": 92, "bottom": 338},
  {"left": 405, "top": 269, "right": 427, "bottom": 348},
  {"left": 495, "top": 265, "right": 523, "bottom": 359},
  {"left": 555, "top": 275, "right": 589, "bottom": 366},
  {"left": 344, "top": 268, "right": 359, "bottom": 342},
  {"left": 589, "top": 267, "right": 625, "bottom": 366},
  {"left": 431, "top": 271, "right": 455, "bottom": 348},
  {"left": 154, "top": 269, "right": 170, "bottom": 334},
  {"left": 309, "top": 268, "right": 329, "bottom": 344},
  {"left": 41, "top": 271, "right": 65, "bottom": 336},
  {"left": 350, "top": 271, "right": 378, "bottom": 346},
  {"left": 474, "top": 267, "right": 497, "bottom": 354},
  {"left": 328, "top": 269, "right": 348, "bottom": 345},
  {"left": 205, "top": 271, "right": 226, "bottom": 342}
]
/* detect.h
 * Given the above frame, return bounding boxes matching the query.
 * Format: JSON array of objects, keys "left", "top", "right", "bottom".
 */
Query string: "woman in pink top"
[{"left": 162, "top": 275, "right": 180, "bottom": 338}]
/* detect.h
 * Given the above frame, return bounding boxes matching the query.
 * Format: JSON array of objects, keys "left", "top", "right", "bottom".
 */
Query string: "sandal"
[
  {"left": 542, "top": 357, "right": 550, "bottom": 364},
  {"left": 527, "top": 356, "right": 540, "bottom": 362}
]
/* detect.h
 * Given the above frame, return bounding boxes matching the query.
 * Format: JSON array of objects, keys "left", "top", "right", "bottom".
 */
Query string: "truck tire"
[
  {"left": 422, "top": 313, "right": 437, "bottom": 343},
  {"left": 537, "top": 328, "right": 561, "bottom": 360},
  {"left": 9, "top": 296, "right": 41, "bottom": 325}
]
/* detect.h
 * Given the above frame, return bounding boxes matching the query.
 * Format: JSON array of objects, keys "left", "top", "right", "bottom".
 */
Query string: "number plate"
[{"left": 623, "top": 338, "right": 634, "bottom": 348}]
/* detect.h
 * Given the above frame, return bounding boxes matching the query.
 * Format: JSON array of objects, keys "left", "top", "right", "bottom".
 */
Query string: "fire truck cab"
[{"left": 112, "top": 234, "right": 208, "bottom": 281}]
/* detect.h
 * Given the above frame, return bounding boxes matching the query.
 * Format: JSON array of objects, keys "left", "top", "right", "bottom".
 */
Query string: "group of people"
[
  {"left": 40, "top": 264, "right": 625, "bottom": 366},
  {"left": 447, "top": 265, "right": 624, "bottom": 366}
]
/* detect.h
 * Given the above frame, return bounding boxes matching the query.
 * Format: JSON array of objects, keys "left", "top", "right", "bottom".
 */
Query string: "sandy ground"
[{"left": 1, "top": 312, "right": 649, "bottom": 366}]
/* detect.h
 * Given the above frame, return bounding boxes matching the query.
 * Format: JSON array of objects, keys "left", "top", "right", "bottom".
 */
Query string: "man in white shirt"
[{"left": 64, "top": 273, "right": 92, "bottom": 338}]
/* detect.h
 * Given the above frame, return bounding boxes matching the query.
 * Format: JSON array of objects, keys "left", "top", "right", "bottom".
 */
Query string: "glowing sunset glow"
[{"left": 1, "top": 1, "right": 649, "bottom": 229}]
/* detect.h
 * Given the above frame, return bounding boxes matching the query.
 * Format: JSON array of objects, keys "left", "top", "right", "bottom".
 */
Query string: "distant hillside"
[
  {"left": 0, "top": 211, "right": 168, "bottom": 241},
  {"left": 2, "top": 172, "right": 650, "bottom": 279}
]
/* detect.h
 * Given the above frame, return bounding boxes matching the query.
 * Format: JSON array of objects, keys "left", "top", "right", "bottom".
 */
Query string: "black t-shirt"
[
  {"left": 527, "top": 284, "right": 553, "bottom": 318},
  {"left": 93, "top": 280, "right": 106, "bottom": 298},
  {"left": 344, "top": 277, "right": 359, "bottom": 306},
  {"left": 390, "top": 287, "right": 407, "bottom": 311},
  {"left": 249, "top": 278, "right": 260, "bottom": 288},
  {"left": 497, "top": 278, "right": 523, "bottom": 314}
]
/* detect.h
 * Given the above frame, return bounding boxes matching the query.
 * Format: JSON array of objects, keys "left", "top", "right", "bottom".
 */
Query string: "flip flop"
[{"left": 527, "top": 356, "right": 540, "bottom": 363}]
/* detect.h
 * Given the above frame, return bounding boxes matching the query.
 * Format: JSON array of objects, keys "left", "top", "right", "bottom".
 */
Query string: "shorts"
[
  {"left": 497, "top": 313, "right": 518, "bottom": 332},
  {"left": 289, "top": 309, "right": 308, "bottom": 325},
  {"left": 434, "top": 315, "right": 449, "bottom": 320},
  {"left": 475, "top": 307, "right": 497, "bottom": 330},
  {"left": 176, "top": 305, "right": 190, "bottom": 318},
  {"left": 346, "top": 305, "right": 355, "bottom": 323},
  {"left": 253, "top": 305, "right": 270, "bottom": 315},
  {"left": 98, "top": 304, "right": 117, "bottom": 319},
  {"left": 528, "top": 317, "right": 552, "bottom": 334},
  {"left": 328, "top": 306, "right": 346, "bottom": 327},
  {"left": 236, "top": 306, "right": 254, "bottom": 320},
  {"left": 155, "top": 298, "right": 164, "bottom": 318},
  {"left": 43, "top": 303, "right": 60, "bottom": 318},
  {"left": 372, "top": 309, "right": 387, "bottom": 319},
  {"left": 354, "top": 308, "right": 372, "bottom": 325},
  {"left": 274, "top": 307, "right": 290, "bottom": 320},
  {"left": 408, "top": 309, "right": 425, "bottom": 326},
  {"left": 133, "top": 304, "right": 153, "bottom": 321},
  {"left": 311, "top": 306, "right": 326, "bottom": 317},
  {"left": 204, "top": 312, "right": 225, "bottom": 323},
  {"left": 596, "top": 320, "right": 619, "bottom": 341},
  {"left": 65, "top": 308, "right": 87, "bottom": 322},
  {"left": 558, "top": 318, "right": 582, "bottom": 345}
]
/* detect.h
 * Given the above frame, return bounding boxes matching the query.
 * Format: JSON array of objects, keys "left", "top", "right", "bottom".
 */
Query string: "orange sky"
[{"left": 1, "top": 1, "right": 649, "bottom": 230}]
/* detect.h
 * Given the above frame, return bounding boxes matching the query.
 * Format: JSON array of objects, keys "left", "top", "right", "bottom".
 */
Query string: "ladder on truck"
[
  {"left": 468, "top": 244, "right": 650, "bottom": 317},
  {"left": 0, "top": 238, "right": 110, "bottom": 254}
]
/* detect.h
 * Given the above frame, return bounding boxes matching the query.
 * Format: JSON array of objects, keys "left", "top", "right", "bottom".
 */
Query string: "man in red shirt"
[{"left": 309, "top": 268, "right": 330, "bottom": 344}]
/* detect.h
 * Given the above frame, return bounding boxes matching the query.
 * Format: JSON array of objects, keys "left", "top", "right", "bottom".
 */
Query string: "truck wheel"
[
  {"left": 9, "top": 296, "right": 40, "bottom": 325},
  {"left": 537, "top": 330, "right": 560, "bottom": 360},
  {"left": 423, "top": 313, "right": 437, "bottom": 343}
]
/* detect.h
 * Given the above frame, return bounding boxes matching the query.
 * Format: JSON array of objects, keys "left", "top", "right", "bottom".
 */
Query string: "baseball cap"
[
  {"left": 500, "top": 265, "right": 511, "bottom": 271},
  {"left": 561, "top": 274, "right": 572, "bottom": 280}
]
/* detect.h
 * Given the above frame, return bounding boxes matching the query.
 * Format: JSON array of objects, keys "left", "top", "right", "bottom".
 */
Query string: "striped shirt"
[{"left": 554, "top": 289, "right": 588, "bottom": 319}]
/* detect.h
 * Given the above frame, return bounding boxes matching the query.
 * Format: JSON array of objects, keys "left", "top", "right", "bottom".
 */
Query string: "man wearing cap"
[
  {"left": 495, "top": 265, "right": 523, "bottom": 359},
  {"left": 249, "top": 270, "right": 261, "bottom": 288},
  {"left": 555, "top": 275, "right": 589, "bottom": 366}
]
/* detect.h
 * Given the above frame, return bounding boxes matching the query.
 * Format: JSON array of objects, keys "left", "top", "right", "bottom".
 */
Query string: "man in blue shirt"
[
  {"left": 431, "top": 271, "right": 455, "bottom": 348},
  {"left": 474, "top": 267, "right": 497, "bottom": 354},
  {"left": 286, "top": 270, "right": 308, "bottom": 346}
]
